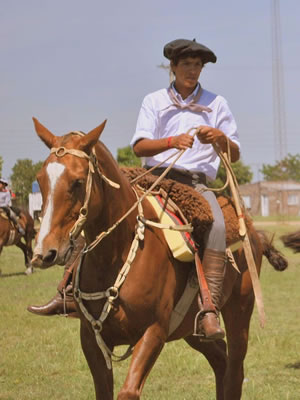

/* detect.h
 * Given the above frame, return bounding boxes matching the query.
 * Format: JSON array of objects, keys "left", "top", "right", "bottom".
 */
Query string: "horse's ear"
[
  {"left": 32, "top": 117, "right": 57, "bottom": 149},
  {"left": 80, "top": 120, "right": 107, "bottom": 152}
]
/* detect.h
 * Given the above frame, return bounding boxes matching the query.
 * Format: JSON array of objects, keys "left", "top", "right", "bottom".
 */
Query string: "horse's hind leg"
[
  {"left": 184, "top": 335, "right": 227, "bottom": 400},
  {"left": 80, "top": 322, "right": 114, "bottom": 400},
  {"left": 118, "top": 323, "right": 166, "bottom": 400}
]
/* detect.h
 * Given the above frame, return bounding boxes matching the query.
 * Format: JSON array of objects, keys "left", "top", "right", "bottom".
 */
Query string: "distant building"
[
  {"left": 239, "top": 181, "right": 300, "bottom": 217},
  {"left": 29, "top": 181, "right": 42, "bottom": 220}
]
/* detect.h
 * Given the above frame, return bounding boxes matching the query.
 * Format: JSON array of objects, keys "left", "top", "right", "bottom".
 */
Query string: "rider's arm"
[
  {"left": 131, "top": 94, "right": 192, "bottom": 158},
  {"left": 133, "top": 134, "right": 194, "bottom": 157},
  {"left": 197, "top": 97, "right": 240, "bottom": 163}
]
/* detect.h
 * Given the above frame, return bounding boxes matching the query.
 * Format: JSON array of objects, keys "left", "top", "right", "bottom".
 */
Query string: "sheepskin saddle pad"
[{"left": 121, "top": 167, "right": 252, "bottom": 255}]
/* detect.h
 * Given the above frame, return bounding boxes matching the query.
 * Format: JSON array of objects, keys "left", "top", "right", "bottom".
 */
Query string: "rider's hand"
[
  {"left": 171, "top": 133, "right": 194, "bottom": 150},
  {"left": 196, "top": 126, "right": 225, "bottom": 145}
]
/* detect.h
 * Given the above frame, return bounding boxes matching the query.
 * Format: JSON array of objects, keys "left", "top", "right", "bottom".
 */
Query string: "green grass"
[
  {"left": 252, "top": 215, "right": 300, "bottom": 222},
  {"left": 0, "top": 223, "right": 299, "bottom": 399}
]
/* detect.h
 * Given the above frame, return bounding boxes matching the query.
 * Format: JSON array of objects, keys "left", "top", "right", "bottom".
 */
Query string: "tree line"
[{"left": 0, "top": 151, "right": 300, "bottom": 206}]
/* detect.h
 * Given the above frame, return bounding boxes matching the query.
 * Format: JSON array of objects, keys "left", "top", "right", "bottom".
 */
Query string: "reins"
[
  {"left": 79, "top": 126, "right": 201, "bottom": 253},
  {"left": 212, "top": 142, "right": 266, "bottom": 327}
]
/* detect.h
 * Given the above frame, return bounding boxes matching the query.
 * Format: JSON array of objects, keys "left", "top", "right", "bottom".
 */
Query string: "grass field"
[{"left": 0, "top": 222, "right": 299, "bottom": 399}]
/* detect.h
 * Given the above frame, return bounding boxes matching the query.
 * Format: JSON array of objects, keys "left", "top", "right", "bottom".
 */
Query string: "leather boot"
[
  {"left": 27, "top": 284, "right": 78, "bottom": 318},
  {"left": 9, "top": 209, "right": 25, "bottom": 235},
  {"left": 196, "top": 248, "right": 226, "bottom": 341}
]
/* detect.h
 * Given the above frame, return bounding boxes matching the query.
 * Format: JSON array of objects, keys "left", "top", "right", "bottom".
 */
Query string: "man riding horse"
[
  {"left": 28, "top": 38, "right": 240, "bottom": 342},
  {"left": 130, "top": 39, "right": 240, "bottom": 340},
  {"left": 0, "top": 178, "right": 25, "bottom": 236}
]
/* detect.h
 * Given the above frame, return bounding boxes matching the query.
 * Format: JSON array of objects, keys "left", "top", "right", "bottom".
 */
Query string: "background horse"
[
  {"left": 281, "top": 230, "right": 300, "bottom": 253},
  {"left": 31, "top": 117, "right": 287, "bottom": 400},
  {"left": 0, "top": 209, "right": 36, "bottom": 275}
]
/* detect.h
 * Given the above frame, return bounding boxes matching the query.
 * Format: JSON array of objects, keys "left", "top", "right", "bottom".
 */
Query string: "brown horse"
[
  {"left": 281, "top": 230, "right": 300, "bottom": 253},
  {"left": 31, "top": 117, "right": 287, "bottom": 400},
  {"left": 0, "top": 208, "right": 36, "bottom": 274}
]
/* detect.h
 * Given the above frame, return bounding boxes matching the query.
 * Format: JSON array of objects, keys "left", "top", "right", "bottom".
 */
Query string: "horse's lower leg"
[
  {"left": 80, "top": 323, "right": 114, "bottom": 400},
  {"left": 16, "top": 241, "right": 30, "bottom": 268},
  {"left": 184, "top": 335, "right": 227, "bottom": 400},
  {"left": 221, "top": 291, "right": 254, "bottom": 400},
  {"left": 118, "top": 324, "right": 166, "bottom": 400}
]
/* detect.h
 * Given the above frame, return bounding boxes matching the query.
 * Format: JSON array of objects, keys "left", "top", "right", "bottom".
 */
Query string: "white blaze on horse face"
[{"left": 36, "top": 162, "right": 65, "bottom": 253}]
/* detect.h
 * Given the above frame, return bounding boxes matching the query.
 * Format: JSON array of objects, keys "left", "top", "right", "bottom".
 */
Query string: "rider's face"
[{"left": 171, "top": 56, "right": 203, "bottom": 95}]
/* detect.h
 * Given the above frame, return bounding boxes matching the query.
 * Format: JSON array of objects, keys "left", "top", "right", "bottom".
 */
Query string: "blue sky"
[{"left": 1, "top": 0, "right": 299, "bottom": 181}]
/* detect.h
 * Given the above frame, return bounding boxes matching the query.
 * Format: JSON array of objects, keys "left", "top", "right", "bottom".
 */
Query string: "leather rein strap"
[{"left": 213, "top": 142, "right": 266, "bottom": 328}]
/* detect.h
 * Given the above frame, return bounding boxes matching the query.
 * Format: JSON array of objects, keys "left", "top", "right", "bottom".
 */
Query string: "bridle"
[
  {"left": 49, "top": 132, "right": 120, "bottom": 252},
  {"left": 47, "top": 132, "right": 145, "bottom": 369}
]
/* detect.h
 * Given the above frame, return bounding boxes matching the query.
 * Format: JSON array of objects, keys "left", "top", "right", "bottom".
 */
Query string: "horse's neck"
[{"left": 81, "top": 170, "right": 138, "bottom": 289}]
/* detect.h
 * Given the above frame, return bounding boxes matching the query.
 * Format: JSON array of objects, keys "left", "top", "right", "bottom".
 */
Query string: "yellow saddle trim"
[
  {"left": 146, "top": 195, "right": 195, "bottom": 262},
  {"left": 0, "top": 210, "right": 9, "bottom": 220},
  {"left": 147, "top": 194, "right": 243, "bottom": 264}
]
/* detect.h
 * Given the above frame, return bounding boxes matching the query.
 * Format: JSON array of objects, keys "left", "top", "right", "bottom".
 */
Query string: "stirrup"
[
  {"left": 193, "top": 310, "right": 224, "bottom": 340},
  {"left": 193, "top": 310, "right": 205, "bottom": 338}
]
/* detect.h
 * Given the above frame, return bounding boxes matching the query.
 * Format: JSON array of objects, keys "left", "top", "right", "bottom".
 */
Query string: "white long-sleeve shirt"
[{"left": 131, "top": 83, "right": 240, "bottom": 180}]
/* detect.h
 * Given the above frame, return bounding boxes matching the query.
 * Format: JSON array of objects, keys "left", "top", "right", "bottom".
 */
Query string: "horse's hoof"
[{"left": 25, "top": 266, "right": 34, "bottom": 275}]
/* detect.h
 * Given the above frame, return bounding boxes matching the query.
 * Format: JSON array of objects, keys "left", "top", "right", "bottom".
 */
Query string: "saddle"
[
  {"left": 0, "top": 207, "right": 16, "bottom": 225},
  {"left": 121, "top": 167, "right": 253, "bottom": 256}
]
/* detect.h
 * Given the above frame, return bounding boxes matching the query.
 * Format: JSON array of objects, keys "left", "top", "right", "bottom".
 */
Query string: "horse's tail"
[
  {"left": 257, "top": 230, "right": 288, "bottom": 271},
  {"left": 280, "top": 230, "right": 300, "bottom": 253}
]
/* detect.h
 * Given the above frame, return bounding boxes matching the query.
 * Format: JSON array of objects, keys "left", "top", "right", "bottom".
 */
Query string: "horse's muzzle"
[
  {"left": 31, "top": 254, "right": 44, "bottom": 268},
  {"left": 31, "top": 243, "right": 74, "bottom": 268}
]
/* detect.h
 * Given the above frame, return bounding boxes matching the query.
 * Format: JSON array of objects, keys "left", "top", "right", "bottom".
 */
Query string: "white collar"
[{"left": 171, "top": 82, "right": 200, "bottom": 102}]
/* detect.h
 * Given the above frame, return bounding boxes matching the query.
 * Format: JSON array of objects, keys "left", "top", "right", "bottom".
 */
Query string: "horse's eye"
[{"left": 71, "top": 179, "right": 84, "bottom": 191}]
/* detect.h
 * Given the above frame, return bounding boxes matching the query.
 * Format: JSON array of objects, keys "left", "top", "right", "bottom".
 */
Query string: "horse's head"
[{"left": 31, "top": 117, "right": 107, "bottom": 268}]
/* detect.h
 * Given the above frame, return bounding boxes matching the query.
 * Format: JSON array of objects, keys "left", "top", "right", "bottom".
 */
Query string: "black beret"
[{"left": 163, "top": 38, "right": 217, "bottom": 64}]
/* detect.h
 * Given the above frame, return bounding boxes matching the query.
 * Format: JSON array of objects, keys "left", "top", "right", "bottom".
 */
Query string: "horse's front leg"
[
  {"left": 16, "top": 241, "right": 29, "bottom": 267},
  {"left": 80, "top": 321, "right": 114, "bottom": 400},
  {"left": 117, "top": 322, "right": 167, "bottom": 400}
]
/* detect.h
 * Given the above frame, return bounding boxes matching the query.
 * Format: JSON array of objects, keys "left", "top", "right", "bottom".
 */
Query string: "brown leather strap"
[
  {"left": 194, "top": 252, "right": 216, "bottom": 313},
  {"left": 57, "top": 236, "right": 86, "bottom": 293},
  {"left": 57, "top": 263, "right": 75, "bottom": 293}
]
